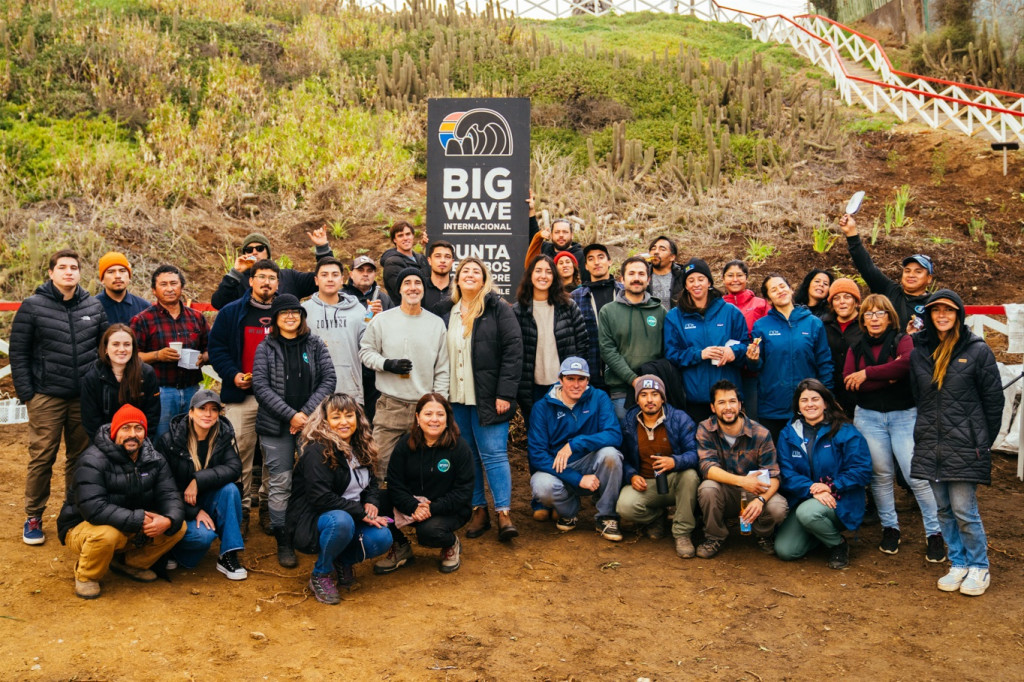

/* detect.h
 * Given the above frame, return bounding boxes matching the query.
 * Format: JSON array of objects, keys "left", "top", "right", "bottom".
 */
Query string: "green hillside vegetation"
[{"left": 0, "top": 0, "right": 853, "bottom": 298}]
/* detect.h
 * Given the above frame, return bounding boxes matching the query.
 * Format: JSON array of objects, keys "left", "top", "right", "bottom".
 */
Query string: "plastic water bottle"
[{"left": 739, "top": 492, "right": 752, "bottom": 535}]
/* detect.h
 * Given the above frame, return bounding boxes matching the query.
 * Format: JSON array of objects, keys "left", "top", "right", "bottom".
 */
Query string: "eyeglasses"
[
  {"left": 863, "top": 311, "right": 889, "bottom": 319},
  {"left": 252, "top": 275, "right": 278, "bottom": 283},
  {"left": 242, "top": 245, "right": 267, "bottom": 254},
  {"left": 278, "top": 310, "right": 302, "bottom": 318}
]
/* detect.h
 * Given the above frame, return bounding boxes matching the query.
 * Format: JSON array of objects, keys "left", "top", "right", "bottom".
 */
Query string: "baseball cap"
[
  {"left": 902, "top": 254, "right": 934, "bottom": 274},
  {"left": 558, "top": 356, "right": 590, "bottom": 378},
  {"left": 352, "top": 255, "right": 376, "bottom": 270},
  {"left": 190, "top": 389, "right": 223, "bottom": 410}
]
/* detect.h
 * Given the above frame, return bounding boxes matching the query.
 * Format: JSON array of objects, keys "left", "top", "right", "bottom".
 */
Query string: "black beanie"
[
  {"left": 397, "top": 267, "right": 425, "bottom": 289},
  {"left": 270, "top": 293, "right": 305, "bottom": 319},
  {"left": 682, "top": 258, "right": 713, "bottom": 284}
]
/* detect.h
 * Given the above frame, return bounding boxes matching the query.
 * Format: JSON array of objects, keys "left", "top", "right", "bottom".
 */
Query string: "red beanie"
[
  {"left": 553, "top": 250, "right": 578, "bottom": 268},
  {"left": 110, "top": 404, "right": 147, "bottom": 438}
]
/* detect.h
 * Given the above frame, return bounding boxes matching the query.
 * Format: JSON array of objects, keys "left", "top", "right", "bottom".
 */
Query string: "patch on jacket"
[
  {"left": 684, "top": 323, "right": 697, "bottom": 330},
  {"left": 437, "top": 459, "right": 450, "bottom": 473},
  {"left": 646, "top": 316, "right": 658, "bottom": 327},
  {"left": 768, "top": 330, "right": 781, "bottom": 336},
  {"left": 958, "top": 358, "right": 967, "bottom": 363}
]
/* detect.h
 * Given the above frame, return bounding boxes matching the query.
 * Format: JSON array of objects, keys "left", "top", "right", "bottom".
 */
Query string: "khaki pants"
[
  {"left": 372, "top": 394, "right": 418, "bottom": 477},
  {"left": 224, "top": 395, "right": 259, "bottom": 506},
  {"left": 65, "top": 520, "right": 186, "bottom": 582},
  {"left": 697, "top": 479, "right": 789, "bottom": 541},
  {"left": 616, "top": 469, "right": 700, "bottom": 537},
  {"left": 25, "top": 394, "right": 90, "bottom": 517}
]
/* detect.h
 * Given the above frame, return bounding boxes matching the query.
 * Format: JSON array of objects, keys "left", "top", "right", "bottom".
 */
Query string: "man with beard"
[
  {"left": 616, "top": 375, "right": 701, "bottom": 558},
  {"left": 646, "top": 236, "right": 685, "bottom": 310},
  {"left": 695, "top": 380, "right": 788, "bottom": 559},
  {"left": 95, "top": 252, "right": 149, "bottom": 325},
  {"left": 526, "top": 218, "right": 588, "bottom": 283},
  {"left": 208, "top": 260, "right": 280, "bottom": 529},
  {"left": 58, "top": 405, "right": 185, "bottom": 599},
  {"left": 597, "top": 256, "right": 666, "bottom": 420},
  {"left": 422, "top": 240, "right": 455, "bottom": 313},
  {"left": 570, "top": 243, "right": 623, "bottom": 392},
  {"left": 380, "top": 222, "right": 429, "bottom": 303}
]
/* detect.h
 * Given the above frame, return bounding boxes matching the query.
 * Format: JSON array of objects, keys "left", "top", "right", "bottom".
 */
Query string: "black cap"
[
  {"left": 270, "top": 293, "right": 305, "bottom": 318},
  {"left": 582, "top": 243, "right": 610, "bottom": 259},
  {"left": 397, "top": 267, "right": 425, "bottom": 288}
]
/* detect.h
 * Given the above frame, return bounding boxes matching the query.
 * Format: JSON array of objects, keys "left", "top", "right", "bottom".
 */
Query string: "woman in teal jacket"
[
  {"left": 663, "top": 259, "right": 748, "bottom": 424},
  {"left": 746, "top": 274, "right": 833, "bottom": 442},
  {"left": 775, "top": 379, "right": 871, "bottom": 569}
]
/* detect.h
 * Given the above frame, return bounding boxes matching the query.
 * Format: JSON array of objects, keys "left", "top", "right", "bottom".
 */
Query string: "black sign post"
[{"left": 427, "top": 98, "right": 531, "bottom": 299}]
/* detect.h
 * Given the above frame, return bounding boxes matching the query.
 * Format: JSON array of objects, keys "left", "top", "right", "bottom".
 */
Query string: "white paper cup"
[{"left": 169, "top": 342, "right": 184, "bottom": 352}]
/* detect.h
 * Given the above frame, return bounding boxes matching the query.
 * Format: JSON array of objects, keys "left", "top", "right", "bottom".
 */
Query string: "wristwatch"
[{"left": 756, "top": 495, "right": 767, "bottom": 505}]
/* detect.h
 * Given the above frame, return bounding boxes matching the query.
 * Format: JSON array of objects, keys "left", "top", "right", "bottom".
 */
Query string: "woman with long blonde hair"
[{"left": 909, "top": 289, "right": 1003, "bottom": 597}]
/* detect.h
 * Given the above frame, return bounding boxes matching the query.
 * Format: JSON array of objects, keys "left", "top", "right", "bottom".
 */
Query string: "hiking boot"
[
  {"left": 309, "top": 573, "right": 340, "bottom": 605},
  {"left": 926, "top": 533, "right": 947, "bottom": 563},
  {"left": 697, "top": 537, "right": 723, "bottom": 559},
  {"left": 22, "top": 517, "right": 45, "bottom": 545},
  {"left": 274, "top": 527, "right": 298, "bottom": 569},
  {"left": 532, "top": 508, "right": 552, "bottom": 522},
  {"left": 259, "top": 499, "right": 273, "bottom": 536},
  {"left": 374, "top": 541, "right": 414, "bottom": 575},
  {"left": 75, "top": 579, "right": 101, "bottom": 600},
  {"left": 644, "top": 516, "right": 666, "bottom": 541},
  {"left": 959, "top": 567, "right": 990, "bottom": 596},
  {"left": 879, "top": 526, "right": 900, "bottom": 554},
  {"left": 596, "top": 518, "right": 623, "bottom": 542},
  {"left": 465, "top": 506, "right": 491, "bottom": 538},
  {"left": 110, "top": 558, "right": 157, "bottom": 582},
  {"left": 217, "top": 551, "right": 248, "bottom": 581},
  {"left": 555, "top": 515, "right": 578, "bottom": 532},
  {"left": 827, "top": 538, "right": 850, "bottom": 570},
  {"left": 439, "top": 537, "right": 461, "bottom": 574},
  {"left": 334, "top": 562, "right": 356, "bottom": 590},
  {"left": 240, "top": 508, "right": 250, "bottom": 540},
  {"left": 937, "top": 566, "right": 969, "bottom": 592},
  {"left": 497, "top": 510, "right": 519, "bottom": 542},
  {"left": 674, "top": 534, "right": 696, "bottom": 559},
  {"left": 756, "top": 534, "right": 776, "bottom": 556}
]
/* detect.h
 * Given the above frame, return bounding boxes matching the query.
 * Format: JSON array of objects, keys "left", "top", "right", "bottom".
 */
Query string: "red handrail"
[{"left": 0, "top": 301, "right": 215, "bottom": 312}]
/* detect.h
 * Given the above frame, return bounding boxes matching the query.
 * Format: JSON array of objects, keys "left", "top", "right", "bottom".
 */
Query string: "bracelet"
[{"left": 756, "top": 495, "right": 766, "bottom": 505}]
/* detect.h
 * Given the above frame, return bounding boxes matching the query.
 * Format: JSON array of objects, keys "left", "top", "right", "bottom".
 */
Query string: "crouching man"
[{"left": 58, "top": 405, "right": 186, "bottom": 599}]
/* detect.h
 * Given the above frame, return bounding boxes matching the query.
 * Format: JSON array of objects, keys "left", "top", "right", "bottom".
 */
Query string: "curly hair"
[{"left": 300, "top": 393, "right": 379, "bottom": 476}]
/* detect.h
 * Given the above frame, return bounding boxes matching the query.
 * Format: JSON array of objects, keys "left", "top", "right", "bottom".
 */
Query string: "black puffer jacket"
[
  {"left": 436, "top": 293, "right": 524, "bottom": 425},
  {"left": 155, "top": 414, "right": 242, "bottom": 521},
  {"left": 57, "top": 425, "right": 184, "bottom": 543},
  {"left": 909, "top": 290, "right": 1004, "bottom": 485},
  {"left": 511, "top": 298, "right": 589, "bottom": 409},
  {"left": 252, "top": 333, "right": 336, "bottom": 437},
  {"left": 10, "top": 281, "right": 107, "bottom": 402},
  {"left": 80, "top": 360, "right": 162, "bottom": 440},
  {"left": 822, "top": 312, "right": 863, "bottom": 417},
  {"left": 286, "top": 441, "right": 383, "bottom": 554}
]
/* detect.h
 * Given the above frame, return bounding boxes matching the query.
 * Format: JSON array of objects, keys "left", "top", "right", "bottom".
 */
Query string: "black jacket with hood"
[{"left": 155, "top": 413, "right": 242, "bottom": 521}]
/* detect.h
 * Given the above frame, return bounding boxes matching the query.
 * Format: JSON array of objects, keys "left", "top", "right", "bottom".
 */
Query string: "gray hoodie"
[{"left": 303, "top": 292, "right": 367, "bottom": 403}]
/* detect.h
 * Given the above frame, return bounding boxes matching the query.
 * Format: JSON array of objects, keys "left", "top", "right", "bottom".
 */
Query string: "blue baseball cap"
[
  {"left": 558, "top": 357, "right": 590, "bottom": 378},
  {"left": 902, "top": 254, "right": 934, "bottom": 274}
]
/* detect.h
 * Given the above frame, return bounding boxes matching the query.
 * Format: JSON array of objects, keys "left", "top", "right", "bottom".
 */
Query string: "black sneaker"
[
  {"left": 217, "top": 551, "right": 248, "bottom": 580},
  {"left": 696, "top": 537, "right": 723, "bottom": 559},
  {"left": 827, "top": 538, "right": 850, "bottom": 569},
  {"left": 756, "top": 535, "right": 776, "bottom": 556},
  {"left": 879, "top": 526, "right": 900, "bottom": 554},
  {"left": 555, "top": 516, "right": 578, "bottom": 532},
  {"left": 926, "top": 533, "right": 947, "bottom": 563},
  {"left": 596, "top": 518, "right": 623, "bottom": 542}
]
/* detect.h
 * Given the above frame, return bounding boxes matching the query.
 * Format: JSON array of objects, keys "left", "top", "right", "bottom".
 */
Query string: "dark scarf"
[{"left": 852, "top": 328, "right": 900, "bottom": 367}]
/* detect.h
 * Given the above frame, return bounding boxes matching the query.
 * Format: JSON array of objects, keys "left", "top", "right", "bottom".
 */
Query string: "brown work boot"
[
  {"left": 497, "top": 510, "right": 519, "bottom": 542},
  {"left": 465, "top": 506, "right": 491, "bottom": 538},
  {"left": 674, "top": 534, "right": 696, "bottom": 559},
  {"left": 75, "top": 579, "right": 101, "bottom": 599},
  {"left": 110, "top": 557, "right": 157, "bottom": 582}
]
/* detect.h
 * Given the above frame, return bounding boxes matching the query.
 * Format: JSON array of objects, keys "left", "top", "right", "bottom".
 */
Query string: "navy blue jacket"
[
  {"left": 527, "top": 385, "right": 622, "bottom": 487},
  {"left": 664, "top": 296, "right": 749, "bottom": 405},
  {"left": 749, "top": 306, "right": 833, "bottom": 420},
  {"left": 619, "top": 404, "right": 698, "bottom": 481},
  {"left": 777, "top": 420, "right": 872, "bottom": 531},
  {"left": 97, "top": 291, "right": 150, "bottom": 327},
  {"left": 570, "top": 278, "right": 623, "bottom": 385},
  {"left": 208, "top": 292, "right": 266, "bottom": 405}
]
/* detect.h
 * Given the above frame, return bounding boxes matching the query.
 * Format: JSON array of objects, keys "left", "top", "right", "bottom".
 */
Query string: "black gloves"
[{"left": 383, "top": 359, "right": 413, "bottom": 375}]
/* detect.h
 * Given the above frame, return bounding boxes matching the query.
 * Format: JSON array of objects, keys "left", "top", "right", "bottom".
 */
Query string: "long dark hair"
[
  {"left": 760, "top": 273, "right": 791, "bottom": 307},
  {"left": 517, "top": 255, "right": 569, "bottom": 308},
  {"left": 407, "top": 392, "right": 460, "bottom": 451},
  {"left": 790, "top": 378, "right": 850, "bottom": 441},
  {"left": 99, "top": 324, "right": 144, "bottom": 406},
  {"left": 300, "top": 393, "right": 379, "bottom": 475},
  {"left": 793, "top": 269, "right": 834, "bottom": 306}
]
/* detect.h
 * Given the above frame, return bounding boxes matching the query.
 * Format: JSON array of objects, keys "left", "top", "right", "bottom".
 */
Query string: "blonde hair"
[
  {"left": 931, "top": 324, "right": 960, "bottom": 391},
  {"left": 187, "top": 414, "right": 221, "bottom": 472},
  {"left": 451, "top": 257, "right": 493, "bottom": 338}
]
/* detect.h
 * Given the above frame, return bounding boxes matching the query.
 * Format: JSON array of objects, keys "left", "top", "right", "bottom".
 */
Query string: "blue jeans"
[
  {"left": 531, "top": 447, "right": 623, "bottom": 519},
  {"left": 930, "top": 481, "right": 988, "bottom": 569},
  {"left": 741, "top": 375, "right": 759, "bottom": 420},
  {"left": 855, "top": 407, "right": 940, "bottom": 536},
  {"left": 313, "top": 510, "right": 393, "bottom": 575},
  {"left": 261, "top": 432, "right": 298, "bottom": 529},
  {"left": 157, "top": 385, "right": 198, "bottom": 439},
  {"left": 172, "top": 484, "right": 245, "bottom": 568},
  {"left": 452, "top": 404, "right": 512, "bottom": 511},
  {"left": 611, "top": 397, "right": 627, "bottom": 422}
]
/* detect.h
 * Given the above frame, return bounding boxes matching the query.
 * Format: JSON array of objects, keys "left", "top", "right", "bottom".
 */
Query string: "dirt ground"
[{"left": 1, "top": 413, "right": 1023, "bottom": 680}]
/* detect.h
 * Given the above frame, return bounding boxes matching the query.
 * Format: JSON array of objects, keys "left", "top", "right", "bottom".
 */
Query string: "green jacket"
[{"left": 597, "top": 291, "right": 666, "bottom": 395}]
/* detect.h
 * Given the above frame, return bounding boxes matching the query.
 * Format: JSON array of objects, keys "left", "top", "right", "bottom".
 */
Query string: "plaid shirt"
[
  {"left": 130, "top": 303, "right": 209, "bottom": 388},
  {"left": 696, "top": 415, "right": 779, "bottom": 479}
]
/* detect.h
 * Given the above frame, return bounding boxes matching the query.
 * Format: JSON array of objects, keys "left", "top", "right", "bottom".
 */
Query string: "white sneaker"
[
  {"left": 959, "top": 567, "right": 990, "bottom": 596},
  {"left": 165, "top": 558, "right": 178, "bottom": 570},
  {"left": 937, "top": 566, "right": 969, "bottom": 592}
]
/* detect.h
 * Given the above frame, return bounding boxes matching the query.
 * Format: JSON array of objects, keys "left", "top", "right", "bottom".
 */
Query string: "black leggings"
[{"left": 390, "top": 512, "right": 470, "bottom": 549}]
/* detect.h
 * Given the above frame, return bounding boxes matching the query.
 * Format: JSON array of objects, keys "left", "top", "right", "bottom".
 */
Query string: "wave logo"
[{"left": 438, "top": 109, "right": 514, "bottom": 156}]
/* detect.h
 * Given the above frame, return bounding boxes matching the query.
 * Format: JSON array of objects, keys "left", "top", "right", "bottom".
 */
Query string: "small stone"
[{"left": 250, "top": 631, "right": 267, "bottom": 641}]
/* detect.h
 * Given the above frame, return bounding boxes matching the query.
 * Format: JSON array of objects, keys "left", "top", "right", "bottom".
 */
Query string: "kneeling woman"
[
  {"left": 376, "top": 393, "right": 474, "bottom": 575},
  {"left": 287, "top": 394, "right": 392, "bottom": 605},
  {"left": 156, "top": 390, "right": 246, "bottom": 580},
  {"left": 775, "top": 379, "right": 871, "bottom": 569}
]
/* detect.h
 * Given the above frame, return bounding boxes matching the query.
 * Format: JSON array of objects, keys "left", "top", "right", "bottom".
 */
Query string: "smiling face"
[
  {"left": 559, "top": 374, "right": 589, "bottom": 402},
  {"left": 930, "top": 303, "right": 958, "bottom": 336},
  {"left": 457, "top": 261, "right": 484, "bottom": 297},
  {"left": 798, "top": 389, "right": 825, "bottom": 425},
  {"left": 152, "top": 272, "right": 182, "bottom": 307},
  {"left": 901, "top": 262, "right": 932, "bottom": 296},
  {"left": 115, "top": 422, "right": 146, "bottom": 454},
  {"left": 327, "top": 406, "right": 359, "bottom": 442},
  {"left": 393, "top": 225, "right": 415, "bottom": 253},
  {"left": 585, "top": 249, "right": 610, "bottom": 280},
  {"left": 685, "top": 273, "right": 710, "bottom": 305},
  {"left": 276, "top": 309, "right": 303, "bottom": 336},
  {"left": 711, "top": 388, "right": 741, "bottom": 425},
  {"left": 104, "top": 330, "right": 134, "bottom": 368},
  {"left": 830, "top": 292, "right": 859, "bottom": 322},
  {"left": 249, "top": 267, "right": 279, "bottom": 304},
  {"left": 555, "top": 256, "right": 575, "bottom": 281},
  {"left": 551, "top": 221, "right": 573, "bottom": 248},
  {"left": 190, "top": 403, "right": 220, "bottom": 432},
  {"left": 399, "top": 274, "right": 423, "bottom": 306},
  {"left": 723, "top": 265, "right": 747, "bottom": 295},
  {"left": 416, "top": 400, "right": 448, "bottom": 444},
  {"left": 531, "top": 260, "right": 554, "bottom": 294},
  {"left": 765, "top": 277, "right": 793, "bottom": 308},
  {"left": 623, "top": 261, "right": 649, "bottom": 295},
  {"left": 49, "top": 257, "right": 81, "bottom": 291},
  {"left": 808, "top": 273, "right": 831, "bottom": 304}
]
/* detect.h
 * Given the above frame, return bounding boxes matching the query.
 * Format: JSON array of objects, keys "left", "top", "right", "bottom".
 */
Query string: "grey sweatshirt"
[
  {"left": 358, "top": 306, "right": 450, "bottom": 401},
  {"left": 303, "top": 292, "right": 367, "bottom": 403}
]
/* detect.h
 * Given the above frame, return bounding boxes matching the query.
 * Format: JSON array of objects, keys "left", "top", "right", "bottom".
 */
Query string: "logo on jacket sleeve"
[{"left": 437, "top": 459, "right": 451, "bottom": 473}]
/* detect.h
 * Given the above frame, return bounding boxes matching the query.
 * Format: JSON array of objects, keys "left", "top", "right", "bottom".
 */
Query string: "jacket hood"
[
  {"left": 36, "top": 280, "right": 88, "bottom": 305},
  {"left": 306, "top": 291, "right": 361, "bottom": 311},
  {"left": 724, "top": 289, "right": 755, "bottom": 305},
  {"left": 769, "top": 304, "right": 813, "bottom": 324},
  {"left": 919, "top": 288, "right": 970, "bottom": 353},
  {"left": 586, "top": 276, "right": 617, "bottom": 290},
  {"left": 94, "top": 423, "right": 162, "bottom": 466},
  {"left": 380, "top": 247, "right": 416, "bottom": 266},
  {"left": 614, "top": 290, "right": 659, "bottom": 308}
]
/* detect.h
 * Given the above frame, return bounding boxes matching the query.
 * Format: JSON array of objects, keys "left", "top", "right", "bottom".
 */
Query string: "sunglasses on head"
[{"left": 242, "top": 245, "right": 266, "bottom": 254}]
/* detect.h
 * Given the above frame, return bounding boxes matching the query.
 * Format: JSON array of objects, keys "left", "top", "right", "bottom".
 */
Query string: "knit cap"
[
  {"left": 242, "top": 233, "right": 272, "bottom": 259},
  {"left": 682, "top": 258, "right": 713, "bottom": 284},
  {"left": 98, "top": 252, "right": 131, "bottom": 279},
  {"left": 111, "top": 404, "right": 147, "bottom": 438},
  {"left": 634, "top": 374, "right": 667, "bottom": 403},
  {"left": 827, "top": 278, "right": 861, "bottom": 303}
]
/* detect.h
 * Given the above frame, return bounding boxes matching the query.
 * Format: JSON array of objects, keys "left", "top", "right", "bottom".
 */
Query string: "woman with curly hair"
[{"left": 285, "top": 394, "right": 392, "bottom": 605}]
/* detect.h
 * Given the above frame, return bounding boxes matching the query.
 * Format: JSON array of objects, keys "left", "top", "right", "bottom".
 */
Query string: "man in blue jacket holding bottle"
[{"left": 528, "top": 357, "right": 625, "bottom": 542}]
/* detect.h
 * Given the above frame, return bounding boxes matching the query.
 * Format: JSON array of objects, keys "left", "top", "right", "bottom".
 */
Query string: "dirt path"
[{"left": 1, "top": 418, "right": 1022, "bottom": 680}]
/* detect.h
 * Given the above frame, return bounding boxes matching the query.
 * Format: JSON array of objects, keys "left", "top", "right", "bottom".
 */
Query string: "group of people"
[{"left": 9, "top": 211, "right": 1005, "bottom": 603}]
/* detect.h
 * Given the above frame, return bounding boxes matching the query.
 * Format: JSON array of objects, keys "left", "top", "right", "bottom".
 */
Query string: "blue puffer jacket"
[
  {"left": 664, "top": 296, "right": 749, "bottom": 405},
  {"left": 619, "top": 404, "right": 698, "bottom": 481},
  {"left": 749, "top": 306, "right": 833, "bottom": 420},
  {"left": 527, "top": 384, "right": 622, "bottom": 487},
  {"left": 777, "top": 420, "right": 872, "bottom": 531}
]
